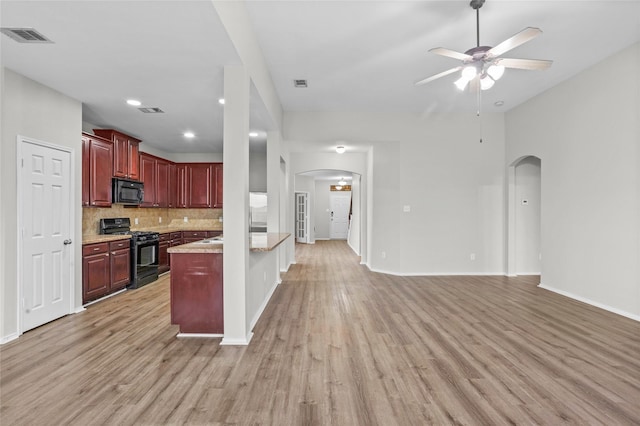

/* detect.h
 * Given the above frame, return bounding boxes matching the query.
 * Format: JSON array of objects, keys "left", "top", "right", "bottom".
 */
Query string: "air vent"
[
  {"left": 138, "top": 107, "right": 164, "bottom": 114},
  {"left": 293, "top": 79, "right": 308, "bottom": 88},
  {"left": 1, "top": 28, "right": 53, "bottom": 43}
]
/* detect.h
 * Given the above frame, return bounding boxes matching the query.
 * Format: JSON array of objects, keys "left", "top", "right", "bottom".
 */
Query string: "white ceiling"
[{"left": 2, "top": 1, "right": 639, "bottom": 154}]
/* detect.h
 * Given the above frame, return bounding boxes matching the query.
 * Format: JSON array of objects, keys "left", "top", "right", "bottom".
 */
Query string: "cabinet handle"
[
  {"left": 112, "top": 252, "right": 116, "bottom": 255},
  {"left": 105, "top": 254, "right": 109, "bottom": 257},
  {"left": 93, "top": 247, "right": 100, "bottom": 251}
]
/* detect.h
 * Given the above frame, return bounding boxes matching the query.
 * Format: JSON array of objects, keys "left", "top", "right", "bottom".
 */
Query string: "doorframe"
[
  {"left": 506, "top": 154, "right": 542, "bottom": 277},
  {"left": 16, "top": 135, "right": 76, "bottom": 335}
]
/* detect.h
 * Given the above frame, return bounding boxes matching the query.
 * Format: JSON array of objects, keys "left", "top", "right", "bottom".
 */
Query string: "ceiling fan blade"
[
  {"left": 415, "top": 67, "right": 461, "bottom": 86},
  {"left": 496, "top": 58, "right": 553, "bottom": 70},
  {"left": 429, "top": 47, "right": 472, "bottom": 61},
  {"left": 487, "top": 27, "right": 542, "bottom": 58}
]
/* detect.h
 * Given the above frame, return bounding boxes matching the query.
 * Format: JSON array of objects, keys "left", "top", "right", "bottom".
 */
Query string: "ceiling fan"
[{"left": 415, "top": 0, "right": 552, "bottom": 92}]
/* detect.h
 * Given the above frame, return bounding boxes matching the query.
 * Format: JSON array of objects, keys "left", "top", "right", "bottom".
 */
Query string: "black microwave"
[{"left": 112, "top": 178, "right": 144, "bottom": 205}]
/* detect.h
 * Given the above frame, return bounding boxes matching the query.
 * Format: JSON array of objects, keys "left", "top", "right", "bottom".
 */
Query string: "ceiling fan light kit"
[{"left": 415, "top": 0, "right": 552, "bottom": 95}]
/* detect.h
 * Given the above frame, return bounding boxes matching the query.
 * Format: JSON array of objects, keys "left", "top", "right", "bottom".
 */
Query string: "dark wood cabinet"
[
  {"left": 109, "top": 240, "right": 131, "bottom": 291},
  {"left": 213, "top": 163, "right": 223, "bottom": 208},
  {"left": 168, "top": 163, "right": 177, "bottom": 208},
  {"left": 140, "top": 153, "right": 171, "bottom": 208},
  {"left": 83, "top": 239, "right": 130, "bottom": 304},
  {"left": 158, "top": 233, "right": 171, "bottom": 274},
  {"left": 188, "top": 163, "right": 214, "bottom": 208},
  {"left": 82, "top": 133, "right": 113, "bottom": 207},
  {"left": 93, "top": 129, "right": 141, "bottom": 180},
  {"left": 170, "top": 252, "right": 223, "bottom": 334},
  {"left": 82, "top": 243, "right": 110, "bottom": 302},
  {"left": 182, "top": 230, "right": 208, "bottom": 243},
  {"left": 176, "top": 164, "right": 188, "bottom": 208}
]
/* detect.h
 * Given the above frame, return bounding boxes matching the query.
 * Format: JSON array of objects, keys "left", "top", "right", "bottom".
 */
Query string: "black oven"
[{"left": 130, "top": 233, "right": 159, "bottom": 288}]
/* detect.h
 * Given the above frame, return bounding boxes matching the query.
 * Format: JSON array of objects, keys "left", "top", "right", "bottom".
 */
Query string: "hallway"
[{"left": 1, "top": 241, "right": 639, "bottom": 424}]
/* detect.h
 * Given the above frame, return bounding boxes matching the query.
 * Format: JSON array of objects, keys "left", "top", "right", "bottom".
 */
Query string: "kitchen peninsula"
[{"left": 168, "top": 233, "right": 290, "bottom": 337}]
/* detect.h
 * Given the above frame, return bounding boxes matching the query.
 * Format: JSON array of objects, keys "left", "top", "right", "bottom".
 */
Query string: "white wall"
[
  {"left": 249, "top": 149, "right": 267, "bottom": 192},
  {"left": 285, "top": 111, "right": 506, "bottom": 275},
  {"left": 348, "top": 174, "right": 362, "bottom": 255},
  {"left": 506, "top": 42, "right": 640, "bottom": 319},
  {"left": 1, "top": 68, "right": 83, "bottom": 342}
]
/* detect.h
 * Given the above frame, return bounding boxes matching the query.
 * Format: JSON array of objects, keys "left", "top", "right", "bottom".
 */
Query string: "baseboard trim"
[
  {"left": 538, "top": 283, "right": 640, "bottom": 322},
  {"left": 0, "top": 332, "right": 19, "bottom": 345},
  {"left": 176, "top": 333, "right": 223, "bottom": 338},
  {"left": 73, "top": 306, "right": 86, "bottom": 314},
  {"left": 82, "top": 288, "right": 127, "bottom": 307},
  {"left": 250, "top": 279, "right": 280, "bottom": 331},
  {"left": 220, "top": 332, "right": 254, "bottom": 346},
  {"left": 367, "top": 266, "right": 506, "bottom": 277}
]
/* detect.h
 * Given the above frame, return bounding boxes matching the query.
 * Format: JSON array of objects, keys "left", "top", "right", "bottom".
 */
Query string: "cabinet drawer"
[
  {"left": 182, "top": 231, "right": 207, "bottom": 238},
  {"left": 159, "top": 233, "right": 171, "bottom": 242},
  {"left": 109, "top": 240, "right": 130, "bottom": 251},
  {"left": 83, "top": 242, "right": 109, "bottom": 256},
  {"left": 207, "top": 231, "right": 222, "bottom": 238},
  {"left": 170, "top": 232, "right": 182, "bottom": 239}
]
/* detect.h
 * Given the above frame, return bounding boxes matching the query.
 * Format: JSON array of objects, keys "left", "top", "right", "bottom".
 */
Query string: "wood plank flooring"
[{"left": 1, "top": 240, "right": 639, "bottom": 425}]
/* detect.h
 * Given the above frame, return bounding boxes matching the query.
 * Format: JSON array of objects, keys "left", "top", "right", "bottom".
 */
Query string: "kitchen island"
[{"left": 167, "top": 233, "right": 290, "bottom": 337}]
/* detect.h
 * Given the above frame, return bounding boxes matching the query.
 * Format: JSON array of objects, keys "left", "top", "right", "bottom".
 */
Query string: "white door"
[
  {"left": 295, "top": 192, "right": 308, "bottom": 243},
  {"left": 20, "top": 139, "right": 73, "bottom": 332},
  {"left": 330, "top": 193, "right": 351, "bottom": 240}
]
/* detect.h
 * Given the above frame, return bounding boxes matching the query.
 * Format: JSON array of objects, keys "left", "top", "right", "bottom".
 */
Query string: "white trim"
[
  {"left": 314, "top": 238, "right": 329, "bottom": 241},
  {"left": 538, "top": 283, "right": 640, "bottom": 322},
  {"left": 250, "top": 279, "right": 280, "bottom": 331},
  {"left": 220, "top": 331, "right": 254, "bottom": 346},
  {"left": 1, "top": 332, "right": 20, "bottom": 345},
  {"left": 82, "top": 289, "right": 127, "bottom": 307},
  {"left": 516, "top": 272, "right": 541, "bottom": 276},
  {"left": 177, "top": 333, "right": 224, "bottom": 338},
  {"left": 347, "top": 239, "right": 360, "bottom": 256},
  {"left": 367, "top": 266, "right": 506, "bottom": 277},
  {"left": 16, "top": 135, "right": 76, "bottom": 336},
  {"left": 73, "top": 306, "right": 86, "bottom": 314}
]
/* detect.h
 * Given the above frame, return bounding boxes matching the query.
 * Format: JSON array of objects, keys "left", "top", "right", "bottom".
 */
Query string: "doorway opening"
[{"left": 507, "top": 155, "right": 542, "bottom": 277}]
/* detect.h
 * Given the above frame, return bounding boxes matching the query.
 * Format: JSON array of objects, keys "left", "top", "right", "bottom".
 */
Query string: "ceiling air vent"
[
  {"left": 293, "top": 79, "right": 308, "bottom": 88},
  {"left": 1, "top": 28, "right": 53, "bottom": 43},
  {"left": 138, "top": 107, "right": 164, "bottom": 114}
]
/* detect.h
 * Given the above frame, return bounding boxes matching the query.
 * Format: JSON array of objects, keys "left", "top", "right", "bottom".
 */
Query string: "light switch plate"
[{"left": 403, "top": 205, "right": 411, "bottom": 212}]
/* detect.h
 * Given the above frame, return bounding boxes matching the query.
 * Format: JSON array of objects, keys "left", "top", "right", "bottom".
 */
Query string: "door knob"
[{"left": 63, "top": 239, "right": 72, "bottom": 245}]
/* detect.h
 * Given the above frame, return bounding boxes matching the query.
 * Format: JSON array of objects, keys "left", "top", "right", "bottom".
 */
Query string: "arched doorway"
[{"left": 507, "top": 156, "right": 542, "bottom": 277}]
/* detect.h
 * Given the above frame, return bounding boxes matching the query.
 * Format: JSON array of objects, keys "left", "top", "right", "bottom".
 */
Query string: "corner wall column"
[{"left": 221, "top": 65, "right": 251, "bottom": 345}]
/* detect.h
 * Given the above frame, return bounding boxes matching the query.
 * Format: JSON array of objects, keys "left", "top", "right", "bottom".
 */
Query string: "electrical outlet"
[
  {"left": 381, "top": 251, "right": 386, "bottom": 259},
  {"left": 183, "top": 217, "right": 188, "bottom": 223},
  {"left": 470, "top": 253, "right": 476, "bottom": 261},
  {"left": 158, "top": 217, "right": 162, "bottom": 223},
  {"left": 219, "top": 217, "right": 223, "bottom": 222},
  {"left": 263, "top": 272, "right": 267, "bottom": 282},
  {"left": 134, "top": 218, "right": 139, "bottom": 225}
]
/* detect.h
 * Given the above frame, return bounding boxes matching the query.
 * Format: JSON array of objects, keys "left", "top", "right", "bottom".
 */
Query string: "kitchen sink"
[{"left": 195, "top": 238, "right": 223, "bottom": 244}]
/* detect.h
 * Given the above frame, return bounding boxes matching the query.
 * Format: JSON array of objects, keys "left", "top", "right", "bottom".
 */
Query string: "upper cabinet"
[
  {"left": 139, "top": 152, "right": 171, "bottom": 208},
  {"left": 93, "top": 129, "right": 141, "bottom": 180},
  {"left": 82, "top": 133, "right": 113, "bottom": 207},
  {"left": 213, "top": 163, "right": 223, "bottom": 208}
]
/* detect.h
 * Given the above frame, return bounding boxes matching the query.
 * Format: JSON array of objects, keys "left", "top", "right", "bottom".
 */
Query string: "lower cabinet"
[
  {"left": 182, "top": 230, "right": 208, "bottom": 244},
  {"left": 82, "top": 239, "right": 131, "bottom": 304},
  {"left": 170, "top": 252, "right": 223, "bottom": 334},
  {"left": 159, "top": 233, "right": 171, "bottom": 274}
]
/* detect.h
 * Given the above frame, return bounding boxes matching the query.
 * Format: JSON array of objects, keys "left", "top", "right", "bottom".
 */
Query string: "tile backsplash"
[{"left": 83, "top": 205, "right": 222, "bottom": 236}]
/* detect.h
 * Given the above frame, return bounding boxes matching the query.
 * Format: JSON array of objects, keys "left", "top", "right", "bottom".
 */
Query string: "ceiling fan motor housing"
[{"left": 470, "top": 0, "right": 486, "bottom": 10}]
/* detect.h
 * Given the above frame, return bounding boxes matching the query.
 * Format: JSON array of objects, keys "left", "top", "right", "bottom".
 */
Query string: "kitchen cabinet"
[
  {"left": 188, "top": 163, "right": 214, "bottom": 208},
  {"left": 81, "top": 133, "right": 113, "bottom": 207},
  {"left": 176, "top": 164, "right": 188, "bottom": 208},
  {"left": 82, "top": 239, "right": 130, "bottom": 304},
  {"left": 182, "top": 230, "right": 208, "bottom": 244},
  {"left": 158, "top": 233, "right": 171, "bottom": 274},
  {"left": 170, "top": 252, "right": 223, "bottom": 334},
  {"left": 213, "top": 163, "right": 223, "bottom": 208},
  {"left": 139, "top": 153, "right": 171, "bottom": 208},
  {"left": 168, "top": 163, "right": 177, "bottom": 208},
  {"left": 93, "top": 129, "right": 141, "bottom": 180}
]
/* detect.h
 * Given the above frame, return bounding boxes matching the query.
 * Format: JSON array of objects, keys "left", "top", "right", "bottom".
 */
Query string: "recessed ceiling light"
[
  {"left": 249, "top": 132, "right": 259, "bottom": 138},
  {"left": 126, "top": 99, "right": 141, "bottom": 106},
  {"left": 184, "top": 132, "right": 195, "bottom": 138},
  {"left": 494, "top": 100, "right": 505, "bottom": 107},
  {"left": 218, "top": 98, "right": 225, "bottom": 105},
  {"left": 336, "top": 146, "right": 346, "bottom": 154}
]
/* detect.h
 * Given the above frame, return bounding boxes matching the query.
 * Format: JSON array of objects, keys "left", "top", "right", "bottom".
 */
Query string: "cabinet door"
[
  {"left": 168, "top": 163, "right": 177, "bottom": 208},
  {"left": 83, "top": 252, "right": 110, "bottom": 303},
  {"left": 89, "top": 138, "right": 113, "bottom": 207},
  {"left": 110, "top": 247, "right": 131, "bottom": 291},
  {"left": 112, "top": 133, "right": 129, "bottom": 178},
  {"left": 159, "top": 241, "right": 170, "bottom": 274},
  {"left": 188, "top": 164, "right": 213, "bottom": 208},
  {"left": 128, "top": 140, "right": 140, "bottom": 180},
  {"left": 176, "top": 164, "right": 188, "bottom": 208},
  {"left": 155, "top": 159, "right": 169, "bottom": 208},
  {"left": 213, "top": 163, "right": 223, "bottom": 208},
  {"left": 81, "top": 135, "right": 90, "bottom": 206},
  {"left": 139, "top": 153, "right": 156, "bottom": 207}
]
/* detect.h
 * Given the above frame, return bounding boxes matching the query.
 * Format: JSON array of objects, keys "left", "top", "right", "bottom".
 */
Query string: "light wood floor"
[{"left": 1, "top": 240, "right": 639, "bottom": 425}]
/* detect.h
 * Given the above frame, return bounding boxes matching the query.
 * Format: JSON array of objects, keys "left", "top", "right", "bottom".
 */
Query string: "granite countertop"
[
  {"left": 83, "top": 234, "right": 132, "bottom": 244},
  {"left": 136, "top": 225, "right": 223, "bottom": 234},
  {"left": 167, "top": 233, "right": 290, "bottom": 254}
]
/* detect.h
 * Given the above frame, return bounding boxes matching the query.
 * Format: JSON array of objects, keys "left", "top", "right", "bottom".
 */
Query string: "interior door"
[
  {"left": 330, "top": 193, "right": 351, "bottom": 240},
  {"left": 20, "top": 139, "right": 73, "bottom": 332},
  {"left": 295, "top": 192, "right": 308, "bottom": 243}
]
